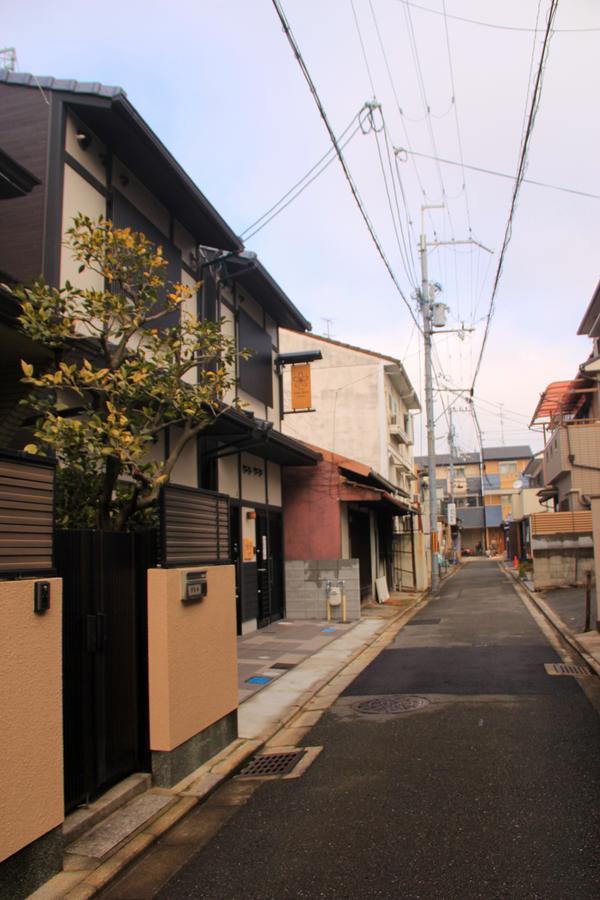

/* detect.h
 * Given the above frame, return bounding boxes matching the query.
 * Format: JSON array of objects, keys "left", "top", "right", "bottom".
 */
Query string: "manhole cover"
[
  {"left": 239, "top": 750, "right": 306, "bottom": 778},
  {"left": 352, "top": 696, "right": 430, "bottom": 715},
  {"left": 544, "top": 662, "right": 591, "bottom": 677},
  {"left": 407, "top": 618, "right": 441, "bottom": 626}
]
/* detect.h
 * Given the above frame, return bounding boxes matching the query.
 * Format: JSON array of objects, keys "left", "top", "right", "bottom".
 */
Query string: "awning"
[
  {"left": 537, "top": 486, "right": 558, "bottom": 502},
  {"left": 530, "top": 379, "right": 591, "bottom": 425},
  {"left": 202, "top": 407, "right": 321, "bottom": 467},
  {"left": 340, "top": 478, "right": 413, "bottom": 514}
]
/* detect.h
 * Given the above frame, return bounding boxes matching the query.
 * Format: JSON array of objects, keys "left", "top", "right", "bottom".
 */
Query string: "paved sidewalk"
[{"left": 32, "top": 594, "right": 427, "bottom": 899}]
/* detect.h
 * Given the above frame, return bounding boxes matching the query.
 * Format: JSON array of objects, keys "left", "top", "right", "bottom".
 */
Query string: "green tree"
[{"left": 12, "top": 214, "right": 244, "bottom": 531}]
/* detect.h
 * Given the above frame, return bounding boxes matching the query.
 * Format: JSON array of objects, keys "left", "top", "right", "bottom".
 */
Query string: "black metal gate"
[{"left": 57, "top": 530, "right": 155, "bottom": 812}]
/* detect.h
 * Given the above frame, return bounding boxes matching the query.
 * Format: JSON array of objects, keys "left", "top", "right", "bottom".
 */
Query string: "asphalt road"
[{"left": 108, "top": 561, "right": 600, "bottom": 899}]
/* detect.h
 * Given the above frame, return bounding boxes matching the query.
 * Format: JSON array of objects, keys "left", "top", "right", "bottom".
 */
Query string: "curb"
[
  {"left": 35, "top": 595, "right": 430, "bottom": 899},
  {"left": 503, "top": 566, "right": 600, "bottom": 679}
]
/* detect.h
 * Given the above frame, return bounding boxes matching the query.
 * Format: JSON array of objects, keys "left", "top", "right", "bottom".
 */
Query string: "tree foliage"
[{"left": 13, "top": 214, "right": 244, "bottom": 531}]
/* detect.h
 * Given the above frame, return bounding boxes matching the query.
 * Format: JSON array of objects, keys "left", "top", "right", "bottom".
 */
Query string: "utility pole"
[
  {"left": 419, "top": 204, "right": 444, "bottom": 592},
  {"left": 499, "top": 403, "right": 505, "bottom": 445},
  {"left": 418, "top": 206, "right": 479, "bottom": 591}
]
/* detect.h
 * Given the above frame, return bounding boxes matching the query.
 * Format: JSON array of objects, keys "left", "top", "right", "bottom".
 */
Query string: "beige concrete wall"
[
  {"left": 0, "top": 578, "right": 63, "bottom": 863},
  {"left": 147, "top": 566, "right": 237, "bottom": 752},
  {"left": 592, "top": 497, "right": 600, "bottom": 610}
]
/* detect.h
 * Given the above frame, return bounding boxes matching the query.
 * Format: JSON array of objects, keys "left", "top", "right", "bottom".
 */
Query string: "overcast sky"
[{"left": 3, "top": 0, "right": 599, "bottom": 457}]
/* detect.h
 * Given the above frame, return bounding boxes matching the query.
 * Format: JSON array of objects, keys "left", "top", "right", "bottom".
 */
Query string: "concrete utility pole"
[
  {"left": 419, "top": 204, "right": 444, "bottom": 592},
  {"left": 418, "top": 207, "right": 480, "bottom": 591}
]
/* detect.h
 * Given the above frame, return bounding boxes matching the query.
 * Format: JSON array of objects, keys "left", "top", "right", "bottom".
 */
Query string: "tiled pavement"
[{"left": 237, "top": 620, "right": 356, "bottom": 703}]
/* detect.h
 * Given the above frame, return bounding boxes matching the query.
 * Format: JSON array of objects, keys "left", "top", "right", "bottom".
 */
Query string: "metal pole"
[{"left": 419, "top": 211, "right": 440, "bottom": 592}]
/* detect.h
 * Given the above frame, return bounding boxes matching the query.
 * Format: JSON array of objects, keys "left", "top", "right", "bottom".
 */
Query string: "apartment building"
[{"left": 415, "top": 445, "right": 533, "bottom": 554}]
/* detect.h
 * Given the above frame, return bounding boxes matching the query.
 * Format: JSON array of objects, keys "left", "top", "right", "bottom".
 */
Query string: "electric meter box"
[{"left": 182, "top": 570, "right": 208, "bottom": 604}]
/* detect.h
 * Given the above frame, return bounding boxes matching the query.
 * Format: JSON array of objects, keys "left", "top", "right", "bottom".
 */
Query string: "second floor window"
[{"left": 499, "top": 461, "right": 518, "bottom": 475}]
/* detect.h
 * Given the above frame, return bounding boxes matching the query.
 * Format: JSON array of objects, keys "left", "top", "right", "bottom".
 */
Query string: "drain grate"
[
  {"left": 239, "top": 750, "right": 306, "bottom": 778},
  {"left": 544, "top": 662, "right": 591, "bottom": 677},
  {"left": 407, "top": 618, "right": 441, "bottom": 626},
  {"left": 271, "top": 662, "right": 296, "bottom": 670},
  {"left": 352, "top": 695, "right": 430, "bottom": 715}
]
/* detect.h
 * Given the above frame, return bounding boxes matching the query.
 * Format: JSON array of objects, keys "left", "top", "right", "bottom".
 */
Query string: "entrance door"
[
  {"left": 349, "top": 508, "right": 373, "bottom": 602},
  {"left": 58, "top": 530, "right": 153, "bottom": 811},
  {"left": 229, "top": 506, "right": 242, "bottom": 634},
  {"left": 256, "top": 510, "right": 284, "bottom": 627}
]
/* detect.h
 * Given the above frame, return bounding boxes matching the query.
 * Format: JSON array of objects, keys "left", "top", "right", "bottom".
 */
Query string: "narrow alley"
[{"left": 100, "top": 561, "right": 600, "bottom": 899}]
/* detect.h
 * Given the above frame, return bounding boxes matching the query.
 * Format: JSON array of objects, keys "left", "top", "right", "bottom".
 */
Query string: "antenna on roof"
[
  {"left": 322, "top": 318, "right": 334, "bottom": 339},
  {"left": 0, "top": 48, "right": 17, "bottom": 72}
]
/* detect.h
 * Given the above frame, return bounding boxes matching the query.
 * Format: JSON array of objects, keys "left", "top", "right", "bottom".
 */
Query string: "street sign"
[
  {"left": 291, "top": 363, "right": 311, "bottom": 410},
  {"left": 447, "top": 502, "right": 457, "bottom": 526}
]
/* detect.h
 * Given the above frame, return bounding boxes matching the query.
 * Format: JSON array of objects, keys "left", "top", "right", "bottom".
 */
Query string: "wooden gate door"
[{"left": 58, "top": 531, "right": 153, "bottom": 811}]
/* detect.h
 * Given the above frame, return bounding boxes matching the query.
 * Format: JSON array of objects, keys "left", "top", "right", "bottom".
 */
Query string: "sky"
[{"left": 3, "top": 0, "right": 599, "bottom": 458}]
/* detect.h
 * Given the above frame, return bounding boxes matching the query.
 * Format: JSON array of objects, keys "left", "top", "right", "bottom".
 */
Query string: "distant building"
[{"left": 415, "top": 446, "right": 533, "bottom": 555}]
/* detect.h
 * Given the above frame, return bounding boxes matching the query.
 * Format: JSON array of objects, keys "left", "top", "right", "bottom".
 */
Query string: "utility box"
[{"left": 182, "top": 570, "right": 208, "bottom": 604}]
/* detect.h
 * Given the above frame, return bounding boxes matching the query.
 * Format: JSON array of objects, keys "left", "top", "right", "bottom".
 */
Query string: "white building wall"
[{"left": 279, "top": 331, "right": 381, "bottom": 470}]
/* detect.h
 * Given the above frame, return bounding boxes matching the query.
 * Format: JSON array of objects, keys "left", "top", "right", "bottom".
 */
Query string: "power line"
[
  {"left": 441, "top": 0, "right": 472, "bottom": 235},
  {"left": 349, "top": 2, "right": 419, "bottom": 287},
  {"left": 393, "top": 0, "right": 600, "bottom": 34},
  {"left": 270, "top": 0, "right": 423, "bottom": 333},
  {"left": 240, "top": 110, "right": 362, "bottom": 239},
  {"left": 397, "top": 147, "right": 600, "bottom": 202},
  {"left": 470, "top": 0, "right": 560, "bottom": 394}
]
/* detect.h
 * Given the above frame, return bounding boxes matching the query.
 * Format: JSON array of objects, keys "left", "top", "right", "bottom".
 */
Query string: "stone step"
[
  {"left": 64, "top": 790, "right": 176, "bottom": 871},
  {"left": 63, "top": 772, "right": 152, "bottom": 845}
]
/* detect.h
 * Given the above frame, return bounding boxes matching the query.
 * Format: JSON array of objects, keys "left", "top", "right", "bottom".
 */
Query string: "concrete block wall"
[
  {"left": 285, "top": 559, "right": 361, "bottom": 621},
  {"left": 531, "top": 533, "right": 594, "bottom": 590}
]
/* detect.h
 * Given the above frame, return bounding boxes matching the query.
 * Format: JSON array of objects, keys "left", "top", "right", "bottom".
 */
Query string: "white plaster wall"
[
  {"left": 241, "top": 452, "right": 267, "bottom": 504},
  {"left": 218, "top": 455, "right": 240, "bottom": 499},
  {"left": 238, "top": 387, "right": 265, "bottom": 418},
  {"left": 279, "top": 331, "right": 381, "bottom": 468},
  {"left": 170, "top": 429, "right": 197, "bottom": 487},
  {"left": 60, "top": 165, "right": 106, "bottom": 291}
]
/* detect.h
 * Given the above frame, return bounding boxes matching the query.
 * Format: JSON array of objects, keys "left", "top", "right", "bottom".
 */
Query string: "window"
[
  {"left": 499, "top": 461, "right": 518, "bottom": 475},
  {"left": 387, "top": 393, "right": 398, "bottom": 424},
  {"left": 500, "top": 494, "right": 511, "bottom": 506}
]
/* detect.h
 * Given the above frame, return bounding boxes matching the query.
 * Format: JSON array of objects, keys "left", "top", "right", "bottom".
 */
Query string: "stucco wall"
[
  {"left": 147, "top": 565, "right": 237, "bottom": 752},
  {"left": 282, "top": 459, "right": 341, "bottom": 560},
  {"left": 279, "top": 330, "right": 381, "bottom": 471},
  {"left": 0, "top": 578, "right": 63, "bottom": 863}
]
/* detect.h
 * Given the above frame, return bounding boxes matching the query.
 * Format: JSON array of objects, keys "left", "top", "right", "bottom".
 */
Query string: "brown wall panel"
[{"left": 0, "top": 84, "right": 50, "bottom": 283}]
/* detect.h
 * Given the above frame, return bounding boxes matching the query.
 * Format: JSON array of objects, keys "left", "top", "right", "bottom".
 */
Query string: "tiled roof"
[{"left": 0, "top": 69, "right": 124, "bottom": 98}]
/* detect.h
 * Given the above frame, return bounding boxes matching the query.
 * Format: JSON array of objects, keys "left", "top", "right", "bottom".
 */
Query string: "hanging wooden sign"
[{"left": 291, "top": 363, "right": 311, "bottom": 410}]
